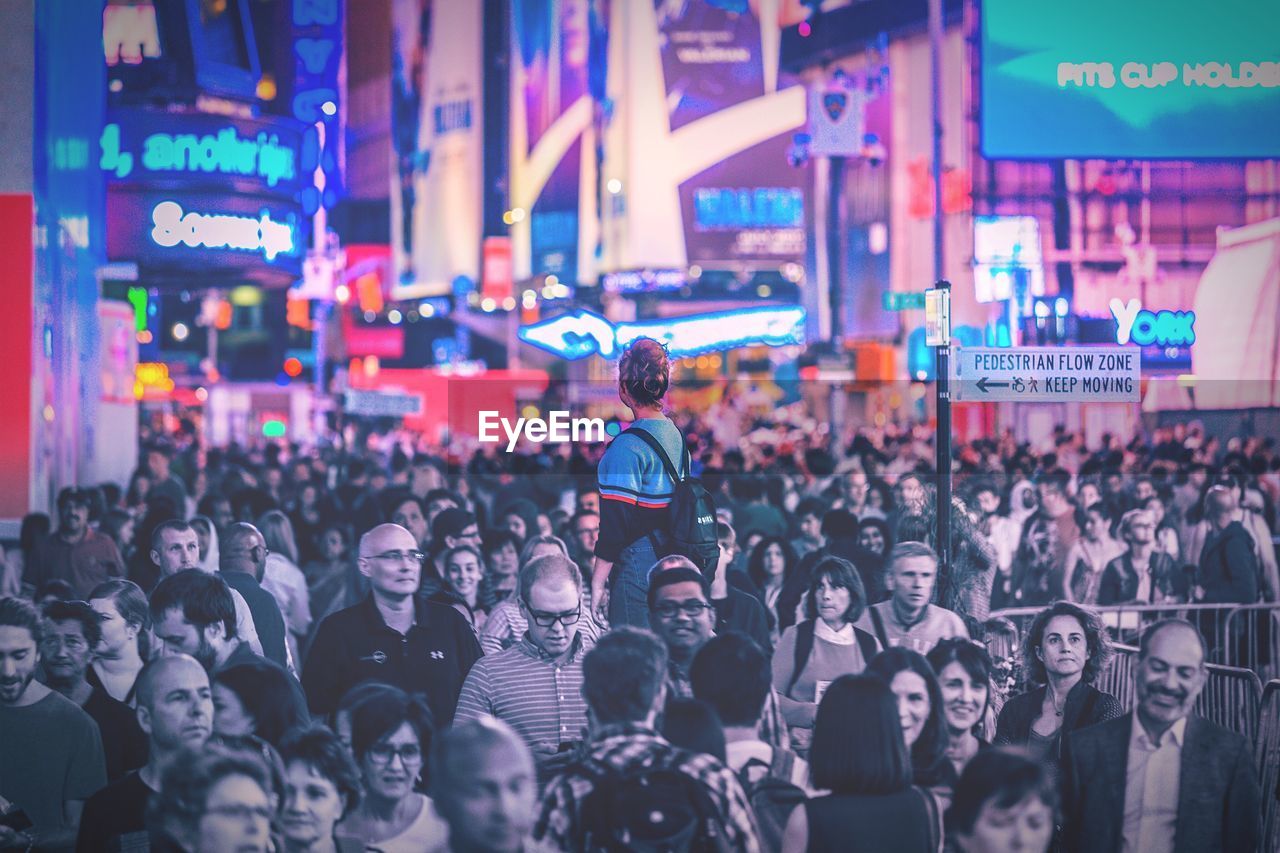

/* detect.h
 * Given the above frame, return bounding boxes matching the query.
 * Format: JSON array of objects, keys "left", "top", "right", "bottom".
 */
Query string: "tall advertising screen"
[{"left": 981, "top": 0, "right": 1280, "bottom": 159}]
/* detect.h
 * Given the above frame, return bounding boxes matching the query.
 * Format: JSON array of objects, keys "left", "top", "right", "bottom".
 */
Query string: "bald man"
[
  {"left": 77, "top": 655, "right": 213, "bottom": 852},
  {"left": 429, "top": 717, "right": 541, "bottom": 853},
  {"left": 302, "top": 523, "right": 481, "bottom": 724},
  {"left": 220, "top": 523, "right": 291, "bottom": 669},
  {"left": 1060, "top": 620, "right": 1260, "bottom": 852}
]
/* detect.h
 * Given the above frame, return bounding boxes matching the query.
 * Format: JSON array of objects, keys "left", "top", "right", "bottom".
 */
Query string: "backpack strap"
[
  {"left": 768, "top": 746, "right": 797, "bottom": 784},
  {"left": 854, "top": 626, "right": 880, "bottom": 664},
  {"left": 787, "top": 619, "right": 817, "bottom": 696},
  {"left": 620, "top": 424, "right": 689, "bottom": 481},
  {"left": 914, "top": 786, "right": 942, "bottom": 853},
  {"left": 868, "top": 605, "right": 892, "bottom": 651}
]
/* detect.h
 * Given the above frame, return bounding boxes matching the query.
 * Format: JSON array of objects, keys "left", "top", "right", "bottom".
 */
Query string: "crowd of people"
[{"left": 0, "top": 336, "right": 1275, "bottom": 851}]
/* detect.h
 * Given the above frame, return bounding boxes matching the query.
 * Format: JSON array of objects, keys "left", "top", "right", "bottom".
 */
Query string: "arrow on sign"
[
  {"left": 976, "top": 377, "right": 1010, "bottom": 394},
  {"left": 518, "top": 306, "right": 806, "bottom": 361}
]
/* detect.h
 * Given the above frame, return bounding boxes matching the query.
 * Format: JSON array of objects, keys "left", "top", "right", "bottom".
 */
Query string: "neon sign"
[
  {"left": 149, "top": 200, "right": 297, "bottom": 262},
  {"left": 693, "top": 188, "right": 804, "bottom": 231},
  {"left": 1109, "top": 298, "right": 1196, "bottom": 347},
  {"left": 519, "top": 306, "right": 806, "bottom": 360},
  {"left": 100, "top": 123, "right": 296, "bottom": 187}
]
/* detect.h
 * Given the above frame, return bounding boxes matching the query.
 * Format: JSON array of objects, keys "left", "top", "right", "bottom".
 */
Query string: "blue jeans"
[{"left": 609, "top": 534, "right": 661, "bottom": 630}]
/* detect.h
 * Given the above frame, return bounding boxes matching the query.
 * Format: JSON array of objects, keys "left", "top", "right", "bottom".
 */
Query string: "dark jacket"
[
  {"left": 1097, "top": 551, "right": 1191, "bottom": 605},
  {"left": 221, "top": 569, "right": 290, "bottom": 668},
  {"left": 993, "top": 681, "right": 1123, "bottom": 764},
  {"left": 712, "top": 586, "right": 772, "bottom": 654},
  {"left": 778, "top": 539, "right": 884, "bottom": 632},
  {"left": 1197, "top": 521, "right": 1260, "bottom": 604},
  {"left": 1060, "top": 714, "right": 1260, "bottom": 853},
  {"left": 302, "top": 594, "right": 481, "bottom": 726}
]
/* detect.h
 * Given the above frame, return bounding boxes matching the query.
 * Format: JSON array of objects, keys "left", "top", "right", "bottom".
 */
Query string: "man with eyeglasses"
[
  {"left": 455, "top": 554, "right": 591, "bottom": 786},
  {"left": 569, "top": 511, "right": 600, "bottom": 570},
  {"left": 648, "top": 563, "right": 718, "bottom": 699},
  {"left": 303, "top": 523, "right": 481, "bottom": 727},
  {"left": 219, "top": 523, "right": 291, "bottom": 670}
]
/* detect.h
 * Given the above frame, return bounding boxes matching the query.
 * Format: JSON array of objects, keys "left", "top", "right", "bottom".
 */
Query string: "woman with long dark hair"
[
  {"left": 746, "top": 535, "right": 799, "bottom": 629},
  {"left": 993, "top": 601, "right": 1122, "bottom": 769},
  {"left": 212, "top": 660, "right": 310, "bottom": 749},
  {"left": 589, "top": 337, "right": 685, "bottom": 629},
  {"left": 867, "top": 646, "right": 953, "bottom": 790},
  {"left": 781, "top": 675, "right": 938, "bottom": 853},
  {"left": 927, "top": 638, "right": 994, "bottom": 776}
]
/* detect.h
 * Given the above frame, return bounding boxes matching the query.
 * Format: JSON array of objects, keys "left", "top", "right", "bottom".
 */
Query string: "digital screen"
[
  {"left": 973, "top": 216, "right": 1045, "bottom": 304},
  {"left": 981, "top": 0, "right": 1280, "bottom": 158}
]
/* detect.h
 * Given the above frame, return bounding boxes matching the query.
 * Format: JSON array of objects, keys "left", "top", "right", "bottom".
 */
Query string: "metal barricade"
[
  {"left": 1257, "top": 680, "right": 1280, "bottom": 853},
  {"left": 1220, "top": 604, "right": 1280, "bottom": 679},
  {"left": 1096, "top": 644, "right": 1137, "bottom": 712}
]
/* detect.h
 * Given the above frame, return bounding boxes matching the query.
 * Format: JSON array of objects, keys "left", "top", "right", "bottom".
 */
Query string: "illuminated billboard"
[{"left": 981, "top": 0, "right": 1280, "bottom": 158}]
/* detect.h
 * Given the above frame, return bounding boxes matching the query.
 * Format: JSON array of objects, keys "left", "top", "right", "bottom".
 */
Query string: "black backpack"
[
  {"left": 578, "top": 764, "right": 732, "bottom": 853},
  {"left": 622, "top": 426, "right": 721, "bottom": 580},
  {"left": 736, "top": 750, "right": 806, "bottom": 852}
]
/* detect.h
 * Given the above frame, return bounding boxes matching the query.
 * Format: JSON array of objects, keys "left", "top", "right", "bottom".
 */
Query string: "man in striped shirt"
[{"left": 455, "top": 554, "right": 590, "bottom": 785}]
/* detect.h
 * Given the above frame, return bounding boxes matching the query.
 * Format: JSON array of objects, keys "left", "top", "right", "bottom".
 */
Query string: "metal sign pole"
[{"left": 929, "top": 0, "right": 952, "bottom": 597}]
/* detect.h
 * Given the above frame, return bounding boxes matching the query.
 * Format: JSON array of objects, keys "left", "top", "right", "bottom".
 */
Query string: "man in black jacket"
[
  {"left": 1060, "top": 619, "right": 1259, "bottom": 853},
  {"left": 303, "top": 523, "right": 481, "bottom": 727},
  {"left": 1197, "top": 486, "right": 1260, "bottom": 604},
  {"left": 220, "top": 523, "right": 291, "bottom": 669}
]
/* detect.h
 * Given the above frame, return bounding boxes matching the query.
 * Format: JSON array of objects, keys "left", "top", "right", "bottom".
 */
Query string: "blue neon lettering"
[
  {"left": 119, "top": 126, "right": 297, "bottom": 187},
  {"left": 693, "top": 188, "right": 804, "bottom": 231}
]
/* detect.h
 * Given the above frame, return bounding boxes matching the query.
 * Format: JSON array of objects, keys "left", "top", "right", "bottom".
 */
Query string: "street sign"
[
  {"left": 925, "top": 287, "right": 950, "bottom": 346},
  {"left": 953, "top": 346, "right": 1140, "bottom": 402},
  {"left": 882, "top": 291, "right": 926, "bottom": 311},
  {"left": 344, "top": 388, "right": 424, "bottom": 417}
]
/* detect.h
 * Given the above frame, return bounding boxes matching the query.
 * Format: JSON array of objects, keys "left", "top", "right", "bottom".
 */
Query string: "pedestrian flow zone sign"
[{"left": 952, "top": 346, "right": 1140, "bottom": 402}]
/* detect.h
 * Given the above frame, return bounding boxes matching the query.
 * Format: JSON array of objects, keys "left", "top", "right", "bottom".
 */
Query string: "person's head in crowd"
[
  {"left": 333, "top": 682, "right": 405, "bottom": 756},
  {"left": 518, "top": 534, "right": 570, "bottom": 567},
  {"left": 387, "top": 491, "right": 430, "bottom": 549},
  {"left": 443, "top": 544, "right": 485, "bottom": 606},
  {"left": 295, "top": 482, "right": 320, "bottom": 515},
  {"left": 1035, "top": 469, "right": 1073, "bottom": 518},
  {"left": 432, "top": 507, "right": 482, "bottom": 555},
  {"left": 482, "top": 529, "right": 521, "bottom": 584},
  {"left": 152, "top": 519, "right": 202, "bottom": 576},
  {"left": 648, "top": 567, "right": 715, "bottom": 660},
  {"left": 1143, "top": 493, "right": 1171, "bottom": 531},
  {"left": 885, "top": 541, "right": 940, "bottom": 618},
  {"left": 583, "top": 627, "right": 669, "bottom": 730},
  {"left": 368, "top": 467, "right": 390, "bottom": 494},
  {"left": 895, "top": 512, "right": 931, "bottom": 545},
  {"left": 1023, "top": 601, "right": 1112, "bottom": 687},
  {"left": 410, "top": 455, "right": 445, "bottom": 498},
  {"left": 1076, "top": 478, "right": 1102, "bottom": 511},
  {"left": 150, "top": 569, "right": 239, "bottom": 672},
  {"left": 805, "top": 555, "right": 868, "bottom": 629},
  {"left": 127, "top": 471, "right": 152, "bottom": 510},
  {"left": 714, "top": 521, "right": 737, "bottom": 577},
  {"left": 135, "top": 654, "right": 214, "bottom": 755},
  {"left": 1074, "top": 502, "right": 1113, "bottom": 545},
  {"left": 518, "top": 554, "right": 583, "bottom": 658},
  {"left": 570, "top": 510, "right": 600, "bottom": 560},
  {"left": 1204, "top": 484, "right": 1237, "bottom": 530},
  {"left": 809, "top": 674, "right": 911, "bottom": 795},
  {"left": 867, "top": 478, "right": 892, "bottom": 515},
  {"left": 278, "top": 725, "right": 363, "bottom": 853},
  {"left": 258, "top": 510, "right": 300, "bottom": 566},
  {"left": 575, "top": 488, "right": 600, "bottom": 516},
  {"left": 497, "top": 500, "right": 540, "bottom": 547},
  {"left": 39, "top": 599, "right": 101, "bottom": 692},
  {"left": 423, "top": 489, "right": 461, "bottom": 528},
  {"left": 55, "top": 486, "right": 94, "bottom": 540},
  {"left": 858, "top": 517, "right": 892, "bottom": 556},
  {"left": 740, "top": 530, "right": 764, "bottom": 562},
  {"left": 946, "top": 749, "right": 1057, "bottom": 853},
  {"left": 357, "top": 523, "right": 423, "bottom": 603},
  {"left": 146, "top": 441, "right": 175, "bottom": 483},
  {"left": 690, "top": 631, "right": 770, "bottom": 735},
  {"left": 431, "top": 716, "right": 539, "bottom": 853},
  {"left": 840, "top": 467, "right": 872, "bottom": 510},
  {"left": 662, "top": 697, "right": 726, "bottom": 762},
  {"left": 617, "top": 336, "right": 670, "bottom": 416},
  {"left": 928, "top": 639, "right": 993, "bottom": 739},
  {"left": 290, "top": 459, "right": 313, "bottom": 487},
  {"left": 1102, "top": 469, "right": 1124, "bottom": 499},
  {"left": 895, "top": 473, "right": 927, "bottom": 514},
  {"left": 1117, "top": 508, "right": 1156, "bottom": 552},
  {"left": 0, "top": 596, "right": 44, "bottom": 705},
  {"left": 746, "top": 535, "right": 797, "bottom": 594},
  {"left": 151, "top": 743, "right": 276, "bottom": 853},
  {"left": 221, "top": 523, "right": 269, "bottom": 581},
  {"left": 198, "top": 493, "right": 236, "bottom": 534},
  {"left": 350, "top": 689, "right": 434, "bottom": 808},
  {"left": 1135, "top": 619, "right": 1208, "bottom": 735},
  {"left": 795, "top": 497, "right": 827, "bottom": 548},
  {"left": 212, "top": 659, "right": 307, "bottom": 748},
  {"left": 821, "top": 507, "right": 860, "bottom": 543},
  {"left": 18, "top": 512, "right": 51, "bottom": 561},
  {"left": 1133, "top": 475, "right": 1156, "bottom": 504},
  {"left": 318, "top": 524, "right": 350, "bottom": 564},
  {"left": 189, "top": 515, "right": 219, "bottom": 567},
  {"left": 89, "top": 578, "right": 151, "bottom": 660},
  {"left": 981, "top": 617, "right": 1020, "bottom": 687},
  {"left": 867, "top": 647, "right": 949, "bottom": 785},
  {"left": 972, "top": 481, "right": 1003, "bottom": 519},
  {"left": 36, "top": 578, "right": 75, "bottom": 605},
  {"left": 101, "top": 508, "right": 136, "bottom": 554}
]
